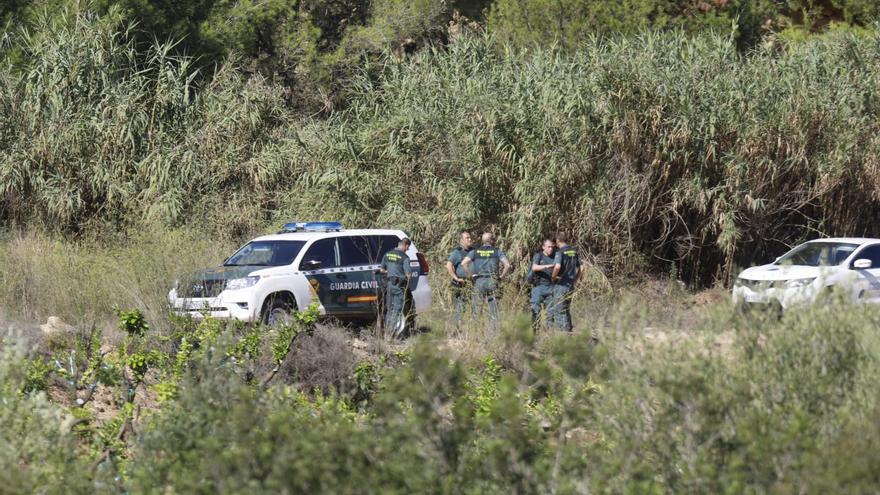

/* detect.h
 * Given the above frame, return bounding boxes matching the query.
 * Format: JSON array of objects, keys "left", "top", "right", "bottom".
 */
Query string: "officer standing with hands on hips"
[
  {"left": 461, "top": 232, "right": 511, "bottom": 327},
  {"left": 550, "top": 232, "right": 581, "bottom": 332},
  {"left": 528, "top": 238, "right": 557, "bottom": 331},
  {"left": 379, "top": 237, "right": 413, "bottom": 338},
  {"left": 445, "top": 230, "right": 474, "bottom": 325}
]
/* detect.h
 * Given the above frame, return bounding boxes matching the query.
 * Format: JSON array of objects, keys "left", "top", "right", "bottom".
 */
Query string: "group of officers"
[
  {"left": 377, "top": 231, "right": 582, "bottom": 333},
  {"left": 445, "top": 231, "right": 582, "bottom": 332}
]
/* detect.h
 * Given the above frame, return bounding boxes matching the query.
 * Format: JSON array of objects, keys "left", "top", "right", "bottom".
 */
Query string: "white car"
[
  {"left": 168, "top": 222, "right": 431, "bottom": 335},
  {"left": 732, "top": 237, "right": 880, "bottom": 309}
]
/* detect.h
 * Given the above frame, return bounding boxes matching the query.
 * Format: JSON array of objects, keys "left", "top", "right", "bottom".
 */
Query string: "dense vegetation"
[
  {"left": 6, "top": 283, "right": 880, "bottom": 493},
  {"left": 4, "top": 6, "right": 880, "bottom": 283},
  {"left": 4, "top": 1, "right": 880, "bottom": 492}
]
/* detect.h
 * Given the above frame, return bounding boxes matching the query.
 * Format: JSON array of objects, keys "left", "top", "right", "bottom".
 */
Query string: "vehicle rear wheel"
[{"left": 263, "top": 296, "right": 295, "bottom": 327}]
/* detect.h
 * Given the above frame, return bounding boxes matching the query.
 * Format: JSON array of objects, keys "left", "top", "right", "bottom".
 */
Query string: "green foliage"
[
  {"left": 117, "top": 308, "right": 149, "bottom": 337},
  {"left": 271, "top": 324, "right": 300, "bottom": 364},
  {"left": 487, "top": 0, "right": 778, "bottom": 48},
  {"left": 24, "top": 357, "right": 52, "bottom": 393},
  {"left": 126, "top": 349, "right": 159, "bottom": 381},
  {"left": 270, "top": 303, "right": 319, "bottom": 363},
  {"left": 286, "top": 30, "right": 880, "bottom": 284},
  {"left": 0, "top": 338, "right": 95, "bottom": 492},
  {"left": 8, "top": 281, "right": 880, "bottom": 491},
  {"left": 352, "top": 359, "right": 381, "bottom": 404},
  {"left": 467, "top": 356, "right": 502, "bottom": 417},
  {"left": 227, "top": 324, "right": 263, "bottom": 360},
  {"left": 10, "top": 11, "right": 880, "bottom": 284},
  {"left": 344, "top": 0, "right": 448, "bottom": 52},
  {"left": 152, "top": 380, "right": 179, "bottom": 403}
]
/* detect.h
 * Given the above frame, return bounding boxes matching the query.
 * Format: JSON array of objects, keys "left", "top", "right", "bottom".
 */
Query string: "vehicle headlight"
[
  {"left": 226, "top": 276, "right": 260, "bottom": 291},
  {"left": 785, "top": 277, "right": 815, "bottom": 289}
]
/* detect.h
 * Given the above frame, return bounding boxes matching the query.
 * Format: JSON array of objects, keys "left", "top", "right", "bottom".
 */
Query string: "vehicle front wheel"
[{"left": 262, "top": 297, "right": 295, "bottom": 327}]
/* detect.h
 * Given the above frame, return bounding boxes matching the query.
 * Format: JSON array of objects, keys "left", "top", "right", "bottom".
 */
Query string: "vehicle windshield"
[
  {"left": 774, "top": 242, "right": 858, "bottom": 267},
  {"left": 224, "top": 241, "right": 305, "bottom": 267}
]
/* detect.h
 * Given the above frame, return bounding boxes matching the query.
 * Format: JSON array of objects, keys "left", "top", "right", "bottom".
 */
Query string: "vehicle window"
[
  {"left": 371, "top": 235, "right": 403, "bottom": 260},
  {"left": 300, "top": 238, "right": 339, "bottom": 269},
  {"left": 225, "top": 241, "right": 306, "bottom": 267},
  {"left": 776, "top": 242, "right": 858, "bottom": 267},
  {"left": 852, "top": 245, "right": 880, "bottom": 268},
  {"left": 339, "top": 236, "right": 372, "bottom": 266}
]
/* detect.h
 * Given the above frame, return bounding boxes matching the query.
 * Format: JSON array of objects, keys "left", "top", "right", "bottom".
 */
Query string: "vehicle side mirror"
[
  {"left": 301, "top": 259, "right": 322, "bottom": 270},
  {"left": 853, "top": 258, "right": 872, "bottom": 269},
  {"left": 774, "top": 256, "right": 782, "bottom": 263}
]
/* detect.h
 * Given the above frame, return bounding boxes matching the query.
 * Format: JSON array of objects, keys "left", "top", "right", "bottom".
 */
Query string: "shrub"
[
  {"left": 0, "top": 335, "right": 95, "bottom": 493},
  {"left": 281, "top": 325, "right": 359, "bottom": 393}
]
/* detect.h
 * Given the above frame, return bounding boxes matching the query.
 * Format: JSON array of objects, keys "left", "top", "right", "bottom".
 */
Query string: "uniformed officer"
[
  {"left": 550, "top": 233, "right": 581, "bottom": 332},
  {"left": 529, "top": 238, "right": 557, "bottom": 331},
  {"left": 445, "top": 230, "right": 474, "bottom": 325},
  {"left": 461, "top": 232, "right": 511, "bottom": 326},
  {"left": 379, "top": 237, "right": 413, "bottom": 338}
]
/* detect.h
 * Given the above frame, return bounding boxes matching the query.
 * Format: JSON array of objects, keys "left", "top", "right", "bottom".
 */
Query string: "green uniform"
[
  {"left": 551, "top": 245, "right": 580, "bottom": 332},
  {"left": 447, "top": 246, "right": 472, "bottom": 325},
  {"left": 380, "top": 248, "right": 412, "bottom": 335},
  {"left": 466, "top": 245, "right": 508, "bottom": 325},
  {"left": 529, "top": 251, "right": 556, "bottom": 330}
]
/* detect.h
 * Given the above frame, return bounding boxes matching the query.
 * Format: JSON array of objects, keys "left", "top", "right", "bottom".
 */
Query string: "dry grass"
[{"left": 0, "top": 229, "right": 235, "bottom": 328}]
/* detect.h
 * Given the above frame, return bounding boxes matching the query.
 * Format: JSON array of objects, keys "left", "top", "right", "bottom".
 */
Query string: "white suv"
[
  {"left": 168, "top": 222, "right": 431, "bottom": 334},
  {"left": 732, "top": 237, "right": 880, "bottom": 309}
]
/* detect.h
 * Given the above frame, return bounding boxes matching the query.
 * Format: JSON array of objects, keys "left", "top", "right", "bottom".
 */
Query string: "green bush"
[
  {"left": 0, "top": 337, "right": 95, "bottom": 493},
  {"left": 3, "top": 271, "right": 880, "bottom": 491},
  {"left": 124, "top": 302, "right": 880, "bottom": 492}
]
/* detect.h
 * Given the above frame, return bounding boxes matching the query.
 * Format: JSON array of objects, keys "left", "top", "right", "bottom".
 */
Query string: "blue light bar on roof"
[
  {"left": 278, "top": 221, "right": 344, "bottom": 233},
  {"left": 303, "top": 221, "right": 344, "bottom": 232}
]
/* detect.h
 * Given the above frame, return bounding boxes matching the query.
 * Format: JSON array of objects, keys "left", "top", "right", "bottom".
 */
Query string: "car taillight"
[{"left": 416, "top": 252, "right": 429, "bottom": 274}]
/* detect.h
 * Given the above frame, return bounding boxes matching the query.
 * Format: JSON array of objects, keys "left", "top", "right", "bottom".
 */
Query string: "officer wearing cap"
[
  {"left": 379, "top": 237, "right": 413, "bottom": 337},
  {"left": 550, "top": 232, "right": 581, "bottom": 332},
  {"left": 461, "top": 232, "right": 511, "bottom": 326},
  {"left": 445, "top": 230, "right": 474, "bottom": 325},
  {"left": 529, "top": 238, "right": 557, "bottom": 331}
]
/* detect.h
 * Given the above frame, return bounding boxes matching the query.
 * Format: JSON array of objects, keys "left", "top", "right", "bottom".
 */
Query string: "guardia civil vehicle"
[
  {"left": 732, "top": 237, "right": 880, "bottom": 310},
  {"left": 168, "top": 222, "right": 431, "bottom": 335}
]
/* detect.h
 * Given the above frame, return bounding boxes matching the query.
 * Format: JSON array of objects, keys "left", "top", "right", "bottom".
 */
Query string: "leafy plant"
[
  {"left": 117, "top": 309, "right": 149, "bottom": 338},
  {"left": 23, "top": 358, "right": 52, "bottom": 393}
]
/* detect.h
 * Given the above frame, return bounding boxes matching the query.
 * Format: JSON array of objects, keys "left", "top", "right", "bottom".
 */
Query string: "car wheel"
[{"left": 263, "top": 297, "right": 295, "bottom": 327}]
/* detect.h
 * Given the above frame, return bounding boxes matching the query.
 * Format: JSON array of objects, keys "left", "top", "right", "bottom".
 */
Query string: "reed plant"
[{"left": 5, "top": 10, "right": 880, "bottom": 286}]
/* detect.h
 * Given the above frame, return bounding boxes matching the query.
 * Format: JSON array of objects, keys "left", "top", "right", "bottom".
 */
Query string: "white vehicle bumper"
[
  {"left": 732, "top": 284, "right": 818, "bottom": 309},
  {"left": 169, "top": 288, "right": 260, "bottom": 323}
]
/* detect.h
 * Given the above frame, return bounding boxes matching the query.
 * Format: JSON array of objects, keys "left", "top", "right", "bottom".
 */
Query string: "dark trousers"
[
  {"left": 450, "top": 281, "right": 471, "bottom": 326},
  {"left": 551, "top": 283, "right": 573, "bottom": 332},
  {"left": 530, "top": 284, "right": 554, "bottom": 330},
  {"left": 473, "top": 277, "right": 499, "bottom": 325},
  {"left": 384, "top": 283, "right": 406, "bottom": 335}
]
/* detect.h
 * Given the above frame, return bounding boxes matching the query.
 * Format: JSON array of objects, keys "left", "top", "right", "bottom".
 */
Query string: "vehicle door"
[
  {"left": 849, "top": 244, "right": 880, "bottom": 303},
  {"left": 335, "top": 235, "right": 380, "bottom": 316},
  {"left": 299, "top": 237, "right": 344, "bottom": 314},
  {"left": 364, "top": 235, "right": 404, "bottom": 312}
]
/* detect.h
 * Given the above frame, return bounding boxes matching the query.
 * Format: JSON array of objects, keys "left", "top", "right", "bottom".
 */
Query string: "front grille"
[{"left": 180, "top": 279, "right": 225, "bottom": 298}]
